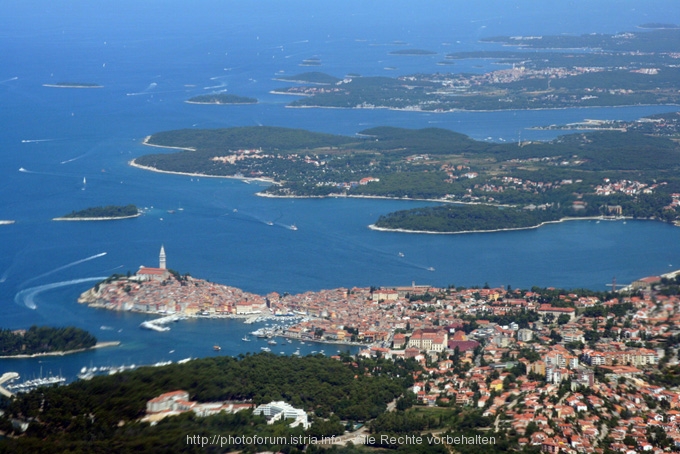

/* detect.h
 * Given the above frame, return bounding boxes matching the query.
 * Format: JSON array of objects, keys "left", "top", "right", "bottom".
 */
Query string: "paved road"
[{"left": 0, "top": 372, "right": 19, "bottom": 398}]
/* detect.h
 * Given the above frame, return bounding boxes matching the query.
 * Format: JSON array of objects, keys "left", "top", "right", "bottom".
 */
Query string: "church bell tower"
[{"left": 159, "top": 245, "right": 167, "bottom": 269}]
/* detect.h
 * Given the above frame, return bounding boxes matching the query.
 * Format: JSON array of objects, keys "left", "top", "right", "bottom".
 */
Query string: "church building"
[{"left": 134, "top": 245, "right": 171, "bottom": 281}]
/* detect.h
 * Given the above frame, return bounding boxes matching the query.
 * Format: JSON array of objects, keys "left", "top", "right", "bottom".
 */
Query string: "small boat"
[
  {"left": 266, "top": 221, "right": 274, "bottom": 226},
  {"left": 268, "top": 340, "right": 277, "bottom": 345},
  {"left": 213, "top": 345, "right": 221, "bottom": 351},
  {"left": 261, "top": 347, "right": 271, "bottom": 352},
  {"left": 398, "top": 252, "right": 404, "bottom": 257},
  {"left": 427, "top": 267, "right": 435, "bottom": 271},
  {"left": 290, "top": 224, "right": 298, "bottom": 231},
  {"left": 242, "top": 336, "right": 251, "bottom": 342}
]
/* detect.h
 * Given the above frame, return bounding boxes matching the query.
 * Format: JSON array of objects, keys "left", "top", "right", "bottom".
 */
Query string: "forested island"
[
  {"left": 0, "top": 326, "right": 97, "bottom": 357},
  {"left": 54, "top": 204, "right": 140, "bottom": 221},
  {"left": 270, "top": 28, "right": 680, "bottom": 111},
  {"left": 42, "top": 82, "right": 103, "bottom": 89},
  {"left": 134, "top": 114, "right": 680, "bottom": 232},
  {"left": 389, "top": 49, "right": 437, "bottom": 56},
  {"left": 372, "top": 204, "right": 568, "bottom": 234},
  {"left": 186, "top": 94, "right": 257, "bottom": 104}
]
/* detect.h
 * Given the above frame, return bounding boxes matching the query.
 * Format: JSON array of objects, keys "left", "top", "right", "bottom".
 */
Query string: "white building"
[
  {"left": 253, "top": 401, "right": 310, "bottom": 429},
  {"left": 517, "top": 328, "right": 533, "bottom": 342}
]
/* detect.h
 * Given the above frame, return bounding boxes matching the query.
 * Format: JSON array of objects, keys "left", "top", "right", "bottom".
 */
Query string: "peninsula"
[
  {"left": 53, "top": 205, "right": 140, "bottom": 221},
  {"left": 0, "top": 325, "right": 97, "bottom": 357},
  {"left": 133, "top": 115, "right": 680, "bottom": 232}
]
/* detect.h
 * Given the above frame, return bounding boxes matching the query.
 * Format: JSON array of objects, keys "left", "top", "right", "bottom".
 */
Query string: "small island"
[
  {"left": 0, "top": 326, "right": 98, "bottom": 358},
  {"left": 388, "top": 49, "right": 437, "bottom": 56},
  {"left": 186, "top": 94, "right": 257, "bottom": 105},
  {"left": 639, "top": 22, "right": 679, "bottom": 29},
  {"left": 372, "top": 204, "right": 579, "bottom": 234},
  {"left": 42, "top": 82, "right": 103, "bottom": 89},
  {"left": 53, "top": 204, "right": 140, "bottom": 221}
]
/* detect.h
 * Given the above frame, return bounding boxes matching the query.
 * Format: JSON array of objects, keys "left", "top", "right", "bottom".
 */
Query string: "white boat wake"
[
  {"left": 21, "top": 138, "right": 58, "bottom": 143},
  {"left": 21, "top": 252, "right": 107, "bottom": 287},
  {"left": 60, "top": 152, "right": 89, "bottom": 164},
  {"left": 15, "top": 277, "right": 107, "bottom": 310}
]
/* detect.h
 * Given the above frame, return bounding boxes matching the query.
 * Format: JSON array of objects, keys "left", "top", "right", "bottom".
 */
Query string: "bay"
[{"left": 1, "top": 0, "right": 680, "bottom": 382}]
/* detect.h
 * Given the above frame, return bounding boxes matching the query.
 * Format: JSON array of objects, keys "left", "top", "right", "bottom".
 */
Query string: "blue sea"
[{"left": 1, "top": 0, "right": 680, "bottom": 382}]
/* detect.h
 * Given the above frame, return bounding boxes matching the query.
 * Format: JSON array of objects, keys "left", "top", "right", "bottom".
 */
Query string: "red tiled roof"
[
  {"left": 448, "top": 340, "right": 480, "bottom": 352},
  {"left": 138, "top": 267, "right": 167, "bottom": 275}
]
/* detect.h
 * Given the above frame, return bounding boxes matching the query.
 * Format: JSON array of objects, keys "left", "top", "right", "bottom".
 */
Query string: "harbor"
[{"left": 139, "top": 314, "right": 186, "bottom": 332}]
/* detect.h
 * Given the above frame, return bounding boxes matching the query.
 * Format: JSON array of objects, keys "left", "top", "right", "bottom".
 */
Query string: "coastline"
[
  {"left": 129, "top": 158, "right": 279, "bottom": 185},
  {"left": 368, "top": 216, "right": 635, "bottom": 235},
  {"left": 269, "top": 90, "right": 312, "bottom": 97},
  {"left": 141, "top": 135, "right": 196, "bottom": 151},
  {"left": 272, "top": 78, "right": 334, "bottom": 86},
  {"left": 52, "top": 213, "right": 141, "bottom": 222},
  {"left": 256, "top": 191, "right": 516, "bottom": 209},
  {"left": 123, "top": 159, "right": 676, "bottom": 234},
  {"left": 0, "top": 341, "right": 121, "bottom": 359},
  {"left": 282, "top": 102, "right": 680, "bottom": 115},
  {"left": 185, "top": 100, "right": 258, "bottom": 105}
]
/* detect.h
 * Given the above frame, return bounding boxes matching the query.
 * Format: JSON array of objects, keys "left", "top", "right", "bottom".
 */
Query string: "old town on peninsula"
[{"left": 73, "top": 244, "right": 680, "bottom": 450}]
